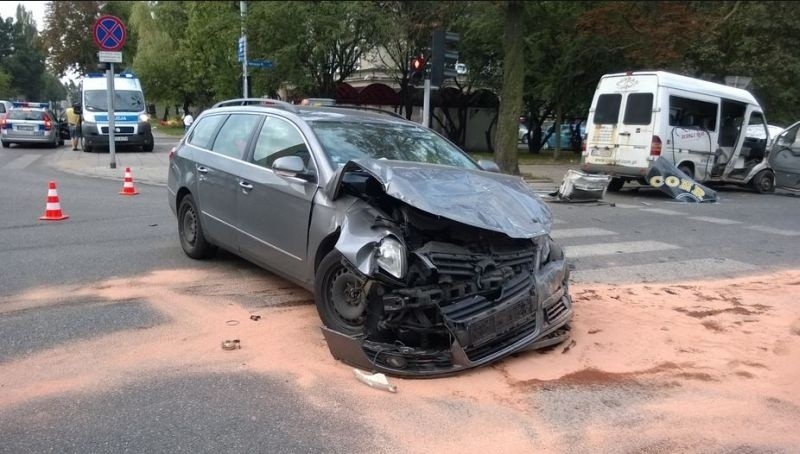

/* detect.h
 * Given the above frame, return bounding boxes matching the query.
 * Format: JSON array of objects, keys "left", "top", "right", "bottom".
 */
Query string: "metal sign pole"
[
  {"left": 422, "top": 78, "right": 431, "bottom": 128},
  {"left": 107, "top": 63, "right": 116, "bottom": 169},
  {"left": 240, "top": 1, "right": 248, "bottom": 98}
]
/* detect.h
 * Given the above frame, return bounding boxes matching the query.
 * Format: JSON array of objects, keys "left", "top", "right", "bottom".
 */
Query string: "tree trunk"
[{"left": 494, "top": 1, "right": 524, "bottom": 175}]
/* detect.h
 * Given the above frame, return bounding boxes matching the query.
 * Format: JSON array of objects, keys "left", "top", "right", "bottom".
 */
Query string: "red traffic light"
[{"left": 411, "top": 56, "right": 425, "bottom": 72}]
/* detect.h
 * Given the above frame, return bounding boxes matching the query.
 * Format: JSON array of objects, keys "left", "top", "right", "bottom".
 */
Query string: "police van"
[
  {"left": 80, "top": 71, "right": 154, "bottom": 152},
  {"left": 581, "top": 71, "right": 775, "bottom": 193}
]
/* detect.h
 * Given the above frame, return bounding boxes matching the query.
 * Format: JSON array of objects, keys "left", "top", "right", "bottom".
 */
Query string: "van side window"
[
  {"left": 623, "top": 93, "right": 653, "bottom": 125},
  {"left": 593, "top": 94, "right": 621, "bottom": 124},
  {"left": 188, "top": 115, "right": 225, "bottom": 149},
  {"left": 211, "top": 114, "right": 262, "bottom": 159},
  {"left": 668, "top": 96, "right": 718, "bottom": 131}
]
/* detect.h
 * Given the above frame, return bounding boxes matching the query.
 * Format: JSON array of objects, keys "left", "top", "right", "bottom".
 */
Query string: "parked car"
[
  {"left": 518, "top": 124, "right": 529, "bottom": 143},
  {"left": 546, "top": 123, "right": 586, "bottom": 150},
  {"left": 167, "top": 98, "right": 573, "bottom": 377},
  {"left": 1, "top": 102, "right": 64, "bottom": 148},
  {"left": 768, "top": 121, "right": 800, "bottom": 191},
  {"left": 0, "top": 100, "right": 12, "bottom": 115}
]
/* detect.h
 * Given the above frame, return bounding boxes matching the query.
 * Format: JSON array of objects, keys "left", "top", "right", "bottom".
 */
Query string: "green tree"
[{"left": 130, "top": 1, "right": 184, "bottom": 108}]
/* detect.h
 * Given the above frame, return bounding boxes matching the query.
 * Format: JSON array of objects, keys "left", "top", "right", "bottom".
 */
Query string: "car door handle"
[
  {"left": 197, "top": 166, "right": 209, "bottom": 174},
  {"left": 239, "top": 181, "right": 253, "bottom": 190},
  {"left": 618, "top": 132, "right": 631, "bottom": 136}
]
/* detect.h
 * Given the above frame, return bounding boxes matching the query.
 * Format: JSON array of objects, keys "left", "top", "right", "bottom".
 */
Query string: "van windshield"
[{"left": 84, "top": 90, "right": 145, "bottom": 112}]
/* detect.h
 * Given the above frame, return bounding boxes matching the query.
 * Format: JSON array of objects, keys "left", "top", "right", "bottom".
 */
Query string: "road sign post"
[{"left": 93, "top": 15, "right": 127, "bottom": 169}]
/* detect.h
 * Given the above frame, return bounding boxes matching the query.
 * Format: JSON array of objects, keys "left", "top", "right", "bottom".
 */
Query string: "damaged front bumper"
[{"left": 321, "top": 258, "right": 573, "bottom": 378}]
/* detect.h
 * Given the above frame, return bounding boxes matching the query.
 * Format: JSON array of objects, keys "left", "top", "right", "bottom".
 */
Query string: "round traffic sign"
[{"left": 93, "top": 15, "right": 127, "bottom": 51}]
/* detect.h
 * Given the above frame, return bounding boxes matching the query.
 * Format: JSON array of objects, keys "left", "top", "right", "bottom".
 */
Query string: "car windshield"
[
  {"left": 84, "top": 90, "right": 144, "bottom": 112},
  {"left": 310, "top": 121, "right": 479, "bottom": 170},
  {"left": 8, "top": 110, "right": 47, "bottom": 121}
]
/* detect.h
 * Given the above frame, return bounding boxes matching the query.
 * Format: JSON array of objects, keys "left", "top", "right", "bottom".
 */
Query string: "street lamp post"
[{"left": 240, "top": 1, "right": 248, "bottom": 98}]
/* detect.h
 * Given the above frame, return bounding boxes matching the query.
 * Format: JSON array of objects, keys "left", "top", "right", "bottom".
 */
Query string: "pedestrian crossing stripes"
[
  {"left": 3, "top": 154, "right": 41, "bottom": 170},
  {"left": 688, "top": 216, "right": 742, "bottom": 225},
  {"left": 744, "top": 225, "right": 800, "bottom": 237},
  {"left": 571, "top": 258, "right": 756, "bottom": 285},
  {"left": 565, "top": 240, "right": 679, "bottom": 259},
  {"left": 550, "top": 227, "right": 616, "bottom": 240},
  {"left": 640, "top": 208, "right": 685, "bottom": 216}
]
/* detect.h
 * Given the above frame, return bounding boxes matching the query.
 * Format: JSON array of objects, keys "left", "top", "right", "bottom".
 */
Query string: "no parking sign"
[{"left": 93, "top": 15, "right": 126, "bottom": 51}]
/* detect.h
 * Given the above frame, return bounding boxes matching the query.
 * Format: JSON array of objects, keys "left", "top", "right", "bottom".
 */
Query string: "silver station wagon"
[{"left": 167, "top": 99, "right": 573, "bottom": 377}]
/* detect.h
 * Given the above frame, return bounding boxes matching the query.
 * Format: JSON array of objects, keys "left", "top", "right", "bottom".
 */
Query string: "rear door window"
[
  {"left": 188, "top": 115, "right": 225, "bottom": 150},
  {"left": 211, "top": 114, "right": 261, "bottom": 159},
  {"left": 623, "top": 93, "right": 654, "bottom": 125},
  {"left": 593, "top": 94, "right": 622, "bottom": 124}
]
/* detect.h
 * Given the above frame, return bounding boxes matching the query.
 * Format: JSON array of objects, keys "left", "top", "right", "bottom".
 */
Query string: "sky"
[{"left": 0, "top": 1, "right": 47, "bottom": 31}]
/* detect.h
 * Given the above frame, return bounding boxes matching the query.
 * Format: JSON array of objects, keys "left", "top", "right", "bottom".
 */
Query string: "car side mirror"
[
  {"left": 272, "top": 156, "right": 314, "bottom": 181},
  {"left": 478, "top": 159, "right": 501, "bottom": 173}
]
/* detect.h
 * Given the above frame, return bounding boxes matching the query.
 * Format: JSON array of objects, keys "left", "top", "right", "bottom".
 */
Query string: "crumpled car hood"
[{"left": 326, "top": 159, "right": 552, "bottom": 238}]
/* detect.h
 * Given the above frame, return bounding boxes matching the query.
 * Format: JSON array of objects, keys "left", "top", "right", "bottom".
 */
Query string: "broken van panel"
[
  {"left": 325, "top": 159, "right": 572, "bottom": 377},
  {"left": 646, "top": 157, "right": 718, "bottom": 203}
]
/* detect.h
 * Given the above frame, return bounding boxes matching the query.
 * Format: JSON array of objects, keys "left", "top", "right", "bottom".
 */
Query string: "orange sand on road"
[{"left": 1, "top": 268, "right": 799, "bottom": 452}]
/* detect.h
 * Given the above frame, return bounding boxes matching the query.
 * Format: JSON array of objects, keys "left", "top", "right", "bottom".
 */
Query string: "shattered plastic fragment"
[
  {"left": 221, "top": 339, "right": 241, "bottom": 350},
  {"left": 250, "top": 315, "right": 261, "bottom": 321},
  {"left": 353, "top": 368, "right": 397, "bottom": 393}
]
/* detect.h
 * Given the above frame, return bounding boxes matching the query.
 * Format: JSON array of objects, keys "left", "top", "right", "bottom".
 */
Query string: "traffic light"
[
  {"left": 431, "top": 28, "right": 459, "bottom": 86},
  {"left": 409, "top": 56, "right": 426, "bottom": 86}
]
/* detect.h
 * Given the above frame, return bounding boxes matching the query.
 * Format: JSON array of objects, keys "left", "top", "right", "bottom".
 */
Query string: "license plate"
[
  {"left": 17, "top": 125, "right": 34, "bottom": 131},
  {"left": 114, "top": 136, "right": 128, "bottom": 142},
  {"left": 592, "top": 148, "right": 612, "bottom": 157}
]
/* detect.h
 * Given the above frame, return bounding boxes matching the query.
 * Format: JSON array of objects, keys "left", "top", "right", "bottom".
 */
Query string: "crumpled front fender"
[{"left": 333, "top": 200, "right": 403, "bottom": 276}]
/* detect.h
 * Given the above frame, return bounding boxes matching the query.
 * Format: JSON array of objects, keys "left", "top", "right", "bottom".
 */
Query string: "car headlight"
[
  {"left": 139, "top": 113, "right": 150, "bottom": 122},
  {"left": 376, "top": 237, "right": 406, "bottom": 279},
  {"left": 537, "top": 235, "right": 551, "bottom": 267}
]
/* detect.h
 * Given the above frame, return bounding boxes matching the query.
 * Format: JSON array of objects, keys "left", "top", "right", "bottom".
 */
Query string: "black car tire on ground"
[
  {"left": 143, "top": 141, "right": 154, "bottom": 152},
  {"left": 81, "top": 137, "right": 92, "bottom": 153},
  {"left": 607, "top": 177, "right": 625, "bottom": 192},
  {"left": 751, "top": 169, "right": 775, "bottom": 194},
  {"left": 314, "top": 250, "right": 367, "bottom": 336},
  {"left": 178, "top": 194, "right": 215, "bottom": 259},
  {"left": 1, "top": 141, "right": 8, "bottom": 148}
]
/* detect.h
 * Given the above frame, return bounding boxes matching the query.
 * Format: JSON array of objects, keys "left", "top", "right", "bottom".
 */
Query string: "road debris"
[
  {"left": 353, "top": 368, "right": 397, "bottom": 393},
  {"left": 221, "top": 339, "right": 241, "bottom": 350},
  {"left": 562, "top": 339, "right": 577, "bottom": 354},
  {"left": 550, "top": 170, "right": 610, "bottom": 202},
  {"left": 250, "top": 315, "right": 261, "bottom": 321},
  {"left": 225, "top": 320, "right": 239, "bottom": 326}
]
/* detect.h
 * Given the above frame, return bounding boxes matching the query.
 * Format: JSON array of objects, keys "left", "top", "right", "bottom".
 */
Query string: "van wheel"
[
  {"left": 751, "top": 170, "right": 775, "bottom": 194},
  {"left": 678, "top": 164, "right": 694, "bottom": 180},
  {"left": 1, "top": 141, "right": 8, "bottom": 148},
  {"left": 607, "top": 177, "right": 625, "bottom": 192}
]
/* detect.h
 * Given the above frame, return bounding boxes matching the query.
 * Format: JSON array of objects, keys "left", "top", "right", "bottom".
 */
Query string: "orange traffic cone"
[
  {"left": 39, "top": 181, "right": 69, "bottom": 221},
  {"left": 119, "top": 167, "right": 139, "bottom": 195}
]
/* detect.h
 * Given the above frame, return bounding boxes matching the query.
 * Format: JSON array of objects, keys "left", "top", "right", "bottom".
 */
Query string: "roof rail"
[
  {"left": 330, "top": 105, "right": 405, "bottom": 119},
  {"left": 212, "top": 98, "right": 298, "bottom": 112}
]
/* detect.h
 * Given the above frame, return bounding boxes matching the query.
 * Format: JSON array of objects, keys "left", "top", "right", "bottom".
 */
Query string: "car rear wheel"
[
  {"left": 751, "top": 170, "right": 775, "bottom": 194},
  {"left": 314, "top": 250, "right": 366, "bottom": 336},
  {"left": 607, "top": 177, "right": 625, "bottom": 192},
  {"left": 1, "top": 141, "right": 8, "bottom": 148},
  {"left": 178, "top": 194, "right": 214, "bottom": 259}
]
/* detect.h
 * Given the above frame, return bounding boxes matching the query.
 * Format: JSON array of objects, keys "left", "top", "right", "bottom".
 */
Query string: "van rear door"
[{"left": 585, "top": 75, "right": 657, "bottom": 176}]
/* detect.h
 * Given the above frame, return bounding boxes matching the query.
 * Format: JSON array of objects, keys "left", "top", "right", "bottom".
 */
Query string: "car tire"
[
  {"left": 314, "top": 250, "right": 367, "bottom": 336},
  {"left": 178, "top": 194, "right": 214, "bottom": 259},
  {"left": 143, "top": 141, "right": 154, "bottom": 152},
  {"left": 678, "top": 164, "right": 694, "bottom": 180},
  {"left": 607, "top": 177, "right": 625, "bottom": 192},
  {"left": 751, "top": 170, "right": 775, "bottom": 194},
  {"left": 1, "top": 141, "right": 8, "bottom": 148}
]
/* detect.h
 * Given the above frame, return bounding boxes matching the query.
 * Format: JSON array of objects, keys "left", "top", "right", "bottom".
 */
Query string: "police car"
[{"left": 1, "top": 102, "right": 64, "bottom": 148}]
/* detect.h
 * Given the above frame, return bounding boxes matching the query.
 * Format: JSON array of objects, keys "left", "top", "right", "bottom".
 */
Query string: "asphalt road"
[{"left": 1, "top": 144, "right": 799, "bottom": 452}]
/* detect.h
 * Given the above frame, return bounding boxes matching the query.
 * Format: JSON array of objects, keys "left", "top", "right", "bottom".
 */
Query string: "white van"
[
  {"left": 80, "top": 72, "right": 154, "bottom": 152},
  {"left": 581, "top": 71, "right": 775, "bottom": 193}
]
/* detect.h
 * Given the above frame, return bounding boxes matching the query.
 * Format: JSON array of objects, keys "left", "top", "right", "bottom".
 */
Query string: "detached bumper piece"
[{"left": 321, "top": 260, "right": 573, "bottom": 378}]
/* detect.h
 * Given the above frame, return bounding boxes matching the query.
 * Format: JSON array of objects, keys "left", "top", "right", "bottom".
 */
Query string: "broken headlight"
[
  {"left": 537, "top": 235, "right": 552, "bottom": 268},
  {"left": 376, "top": 237, "right": 407, "bottom": 279}
]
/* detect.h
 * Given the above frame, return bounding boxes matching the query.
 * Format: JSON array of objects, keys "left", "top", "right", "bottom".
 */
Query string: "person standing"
[
  {"left": 182, "top": 110, "right": 194, "bottom": 132},
  {"left": 65, "top": 103, "right": 82, "bottom": 151}
]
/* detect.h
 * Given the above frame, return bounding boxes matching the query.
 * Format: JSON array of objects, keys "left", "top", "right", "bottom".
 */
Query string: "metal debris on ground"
[
  {"left": 250, "top": 315, "right": 261, "bottom": 321},
  {"left": 221, "top": 339, "right": 241, "bottom": 350},
  {"left": 353, "top": 368, "right": 397, "bottom": 393},
  {"left": 225, "top": 320, "right": 240, "bottom": 326},
  {"left": 562, "top": 339, "right": 577, "bottom": 354},
  {"left": 549, "top": 170, "right": 610, "bottom": 203}
]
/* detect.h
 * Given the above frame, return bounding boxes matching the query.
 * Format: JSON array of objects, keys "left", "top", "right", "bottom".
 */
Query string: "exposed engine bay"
[{"left": 321, "top": 162, "right": 573, "bottom": 377}]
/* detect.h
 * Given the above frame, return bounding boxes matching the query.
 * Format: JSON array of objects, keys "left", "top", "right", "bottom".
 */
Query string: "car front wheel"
[
  {"left": 751, "top": 170, "right": 775, "bottom": 194},
  {"left": 314, "top": 250, "right": 367, "bottom": 336},
  {"left": 607, "top": 177, "right": 625, "bottom": 192},
  {"left": 178, "top": 194, "right": 214, "bottom": 259}
]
